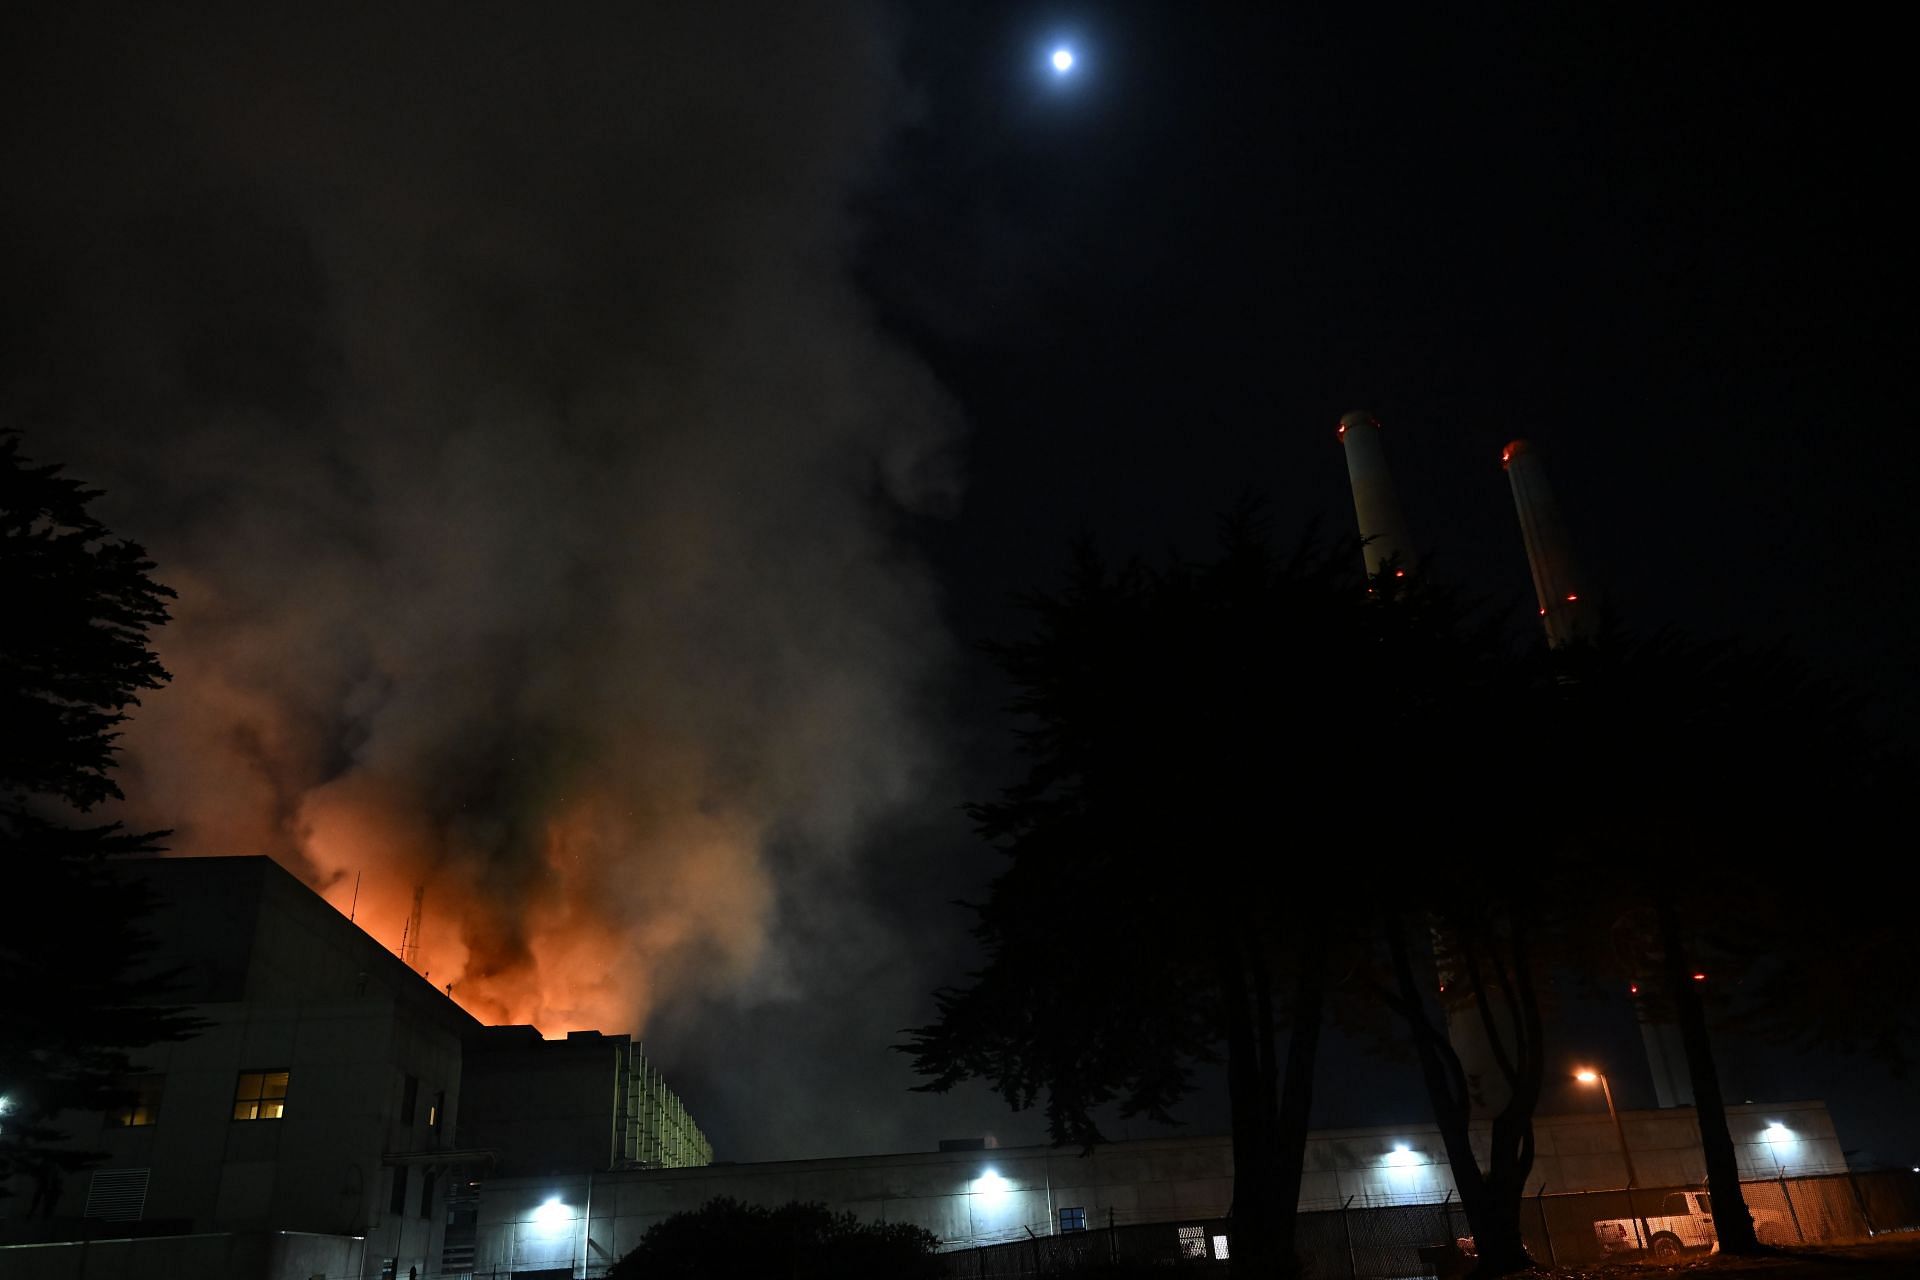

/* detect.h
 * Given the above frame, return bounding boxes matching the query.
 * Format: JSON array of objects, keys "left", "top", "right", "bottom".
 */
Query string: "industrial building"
[
  {"left": 0, "top": 807, "right": 1858, "bottom": 1280},
  {"left": 471, "top": 1101, "right": 1844, "bottom": 1271},
  {"left": 462, "top": 1028, "right": 711, "bottom": 1178},
  {"left": 0, "top": 857, "right": 706, "bottom": 1280},
  {"left": 0, "top": 843, "right": 1847, "bottom": 1280},
  {"left": 0, "top": 416, "right": 1873, "bottom": 1278}
]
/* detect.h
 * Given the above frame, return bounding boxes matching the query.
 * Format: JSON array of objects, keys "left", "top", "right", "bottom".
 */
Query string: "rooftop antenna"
[
  {"left": 399, "top": 885, "right": 424, "bottom": 970},
  {"left": 348, "top": 870, "right": 361, "bottom": 924}
]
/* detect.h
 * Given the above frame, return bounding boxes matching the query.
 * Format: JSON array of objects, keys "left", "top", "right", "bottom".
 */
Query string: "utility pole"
[{"left": 1576, "top": 1068, "right": 1649, "bottom": 1247}]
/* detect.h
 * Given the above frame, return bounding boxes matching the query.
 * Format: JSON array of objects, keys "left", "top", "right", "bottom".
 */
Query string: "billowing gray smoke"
[{"left": 2, "top": 1, "right": 963, "bottom": 1055}]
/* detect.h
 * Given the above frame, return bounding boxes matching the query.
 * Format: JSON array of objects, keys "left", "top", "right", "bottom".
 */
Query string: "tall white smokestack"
[
  {"left": 1502, "top": 439, "right": 1590, "bottom": 644},
  {"left": 1337, "top": 412, "right": 1505, "bottom": 1113},
  {"left": 1338, "top": 410, "right": 1413, "bottom": 578}
]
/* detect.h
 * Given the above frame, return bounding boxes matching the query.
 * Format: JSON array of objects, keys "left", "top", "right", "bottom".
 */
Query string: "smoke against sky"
[
  {"left": 3, "top": 1, "right": 964, "bottom": 1055},
  {"left": 12, "top": 1, "right": 1916, "bottom": 1169}
]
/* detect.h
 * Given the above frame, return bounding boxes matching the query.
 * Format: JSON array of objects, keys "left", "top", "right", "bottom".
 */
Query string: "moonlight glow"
[{"left": 1051, "top": 48, "right": 1074, "bottom": 73}]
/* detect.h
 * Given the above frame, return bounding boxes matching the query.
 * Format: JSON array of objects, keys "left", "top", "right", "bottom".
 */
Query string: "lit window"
[
  {"left": 233, "top": 1070, "right": 290, "bottom": 1121},
  {"left": 429, "top": 1090, "right": 445, "bottom": 1130},
  {"left": 110, "top": 1076, "right": 164, "bottom": 1127},
  {"left": 1178, "top": 1225, "right": 1206, "bottom": 1259},
  {"left": 1213, "top": 1234, "right": 1231, "bottom": 1260},
  {"left": 1059, "top": 1206, "right": 1087, "bottom": 1233}
]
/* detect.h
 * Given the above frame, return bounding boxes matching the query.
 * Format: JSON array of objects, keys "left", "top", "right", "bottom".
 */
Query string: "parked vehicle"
[{"left": 1593, "top": 1190, "right": 1785, "bottom": 1259}]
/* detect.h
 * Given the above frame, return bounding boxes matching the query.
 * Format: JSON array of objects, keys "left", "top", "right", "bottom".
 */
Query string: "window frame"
[
  {"left": 232, "top": 1069, "right": 291, "bottom": 1122},
  {"left": 109, "top": 1075, "right": 165, "bottom": 1128}
]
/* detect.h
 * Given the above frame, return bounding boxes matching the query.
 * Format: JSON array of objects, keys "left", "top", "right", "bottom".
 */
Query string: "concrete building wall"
[
  {"left": 473, "top": 1101, "right": 1846, "bottom": 1269},
  {"left": 0, "top": 1230, "right": 366, "bottom": 1280},
  {"left": 463, "top": 1028, "right": 623, "bottom": 1176},
  {"left": 462, "top": 1028, "right": 711, "bottom": 1177},
  {"left": 1, "top": 858, "right": 482, "bottom": 1280}
]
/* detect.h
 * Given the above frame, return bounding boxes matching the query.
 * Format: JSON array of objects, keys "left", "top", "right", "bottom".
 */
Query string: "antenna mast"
[{"left": 399, "top": 885, "right": 425, "bottom": 970}]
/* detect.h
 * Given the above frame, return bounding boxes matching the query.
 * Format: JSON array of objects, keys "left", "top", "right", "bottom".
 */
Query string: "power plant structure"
[
  {"left": 1338, "top": 410, "right": 1415, "bottom": 579},
  {"left": 1337, "top": 411, "right": 1697, "bottom": 1115},
  {"left": 1502, "top": 438, "right": 1591, "bottom": 646},
  {"left": 1338, "top": 410, "right": 1520, "bottom": 1111}
]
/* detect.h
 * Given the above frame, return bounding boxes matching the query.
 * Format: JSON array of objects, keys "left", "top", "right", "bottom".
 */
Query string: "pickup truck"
[{"left": 1593, "top": 1190, "right": 1786, "bottom": 1259}]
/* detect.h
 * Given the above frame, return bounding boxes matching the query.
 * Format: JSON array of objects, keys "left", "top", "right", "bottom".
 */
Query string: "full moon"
[{"left": 1051, "top": 48, "right": 1074, "bottom": 73}]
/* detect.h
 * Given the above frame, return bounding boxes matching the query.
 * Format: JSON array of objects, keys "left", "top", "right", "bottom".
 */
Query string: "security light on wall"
[
  {"left": 532, "top": 1197, "right": 572, "bottom": 1234},
  {"left": 971, "top": 1170, "right": 1010, "bottom": 1206}
]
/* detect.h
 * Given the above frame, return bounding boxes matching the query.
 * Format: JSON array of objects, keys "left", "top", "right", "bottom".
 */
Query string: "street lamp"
[
  {"left": 1577, "top": 1067, "right": 1649, "bottom": 1249},
  {"left": 1574, "top": 1069, "right": 1637, "bottom": 1187}
]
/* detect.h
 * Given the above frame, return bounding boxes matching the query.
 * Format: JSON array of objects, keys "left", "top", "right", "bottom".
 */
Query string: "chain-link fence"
[
  {"left": 939, "top": 1216, "right": 1234, "bottom": 1278},
  {"left": 938, "top": 1169, "right": 1920, "bottom": 1278}
]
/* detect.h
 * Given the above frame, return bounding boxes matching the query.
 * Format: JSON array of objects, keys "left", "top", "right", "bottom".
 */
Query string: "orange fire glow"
[
  {"left": 295, "top": 783, "right": 771, "bottom": 1034},
  {"left": 126, "top": 622, "right": 776, "bottom": 1037}
]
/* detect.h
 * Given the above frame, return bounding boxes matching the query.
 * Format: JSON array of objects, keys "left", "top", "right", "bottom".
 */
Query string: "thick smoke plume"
[{"left": 3, "top": 2, "right": 959, "bottom": 1037}]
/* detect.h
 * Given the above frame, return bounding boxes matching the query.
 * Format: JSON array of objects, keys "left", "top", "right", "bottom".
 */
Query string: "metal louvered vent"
[{"left": 84, "top": 1167, "right": 150, "bottom": 1221}]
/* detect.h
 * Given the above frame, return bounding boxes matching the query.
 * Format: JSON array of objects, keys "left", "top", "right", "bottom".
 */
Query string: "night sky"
[{"left": 4, "top": 3, "right": 1914, "bottom": 1167}]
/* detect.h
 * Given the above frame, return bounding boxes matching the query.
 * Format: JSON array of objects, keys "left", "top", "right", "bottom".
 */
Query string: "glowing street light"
[
  {"left": 1577, "top": 1066, "right": 1650, "bottom": 1247},
  {"left": 1574, "top": 1068, "right": 1636, "bottom": 1188},
  {"left": 1050, "top": 47, "right": 1075, "bottom": 73}
]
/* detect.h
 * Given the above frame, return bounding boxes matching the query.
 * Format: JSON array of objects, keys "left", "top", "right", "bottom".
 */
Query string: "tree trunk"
[
  {"left": 1385, "top": 916, "right": 1543, "bottom": 1277},
  {"left": 1658, "top": 897, "right": 1761, "bottom": 1254},
  {"left": 1469, "top": 1184, "right": 1531, "bottom": 1275},
  {"left": 1474, "top": 1108, "right": 1537, "bottom": 1275},
  {"left": 1271, "top": 931, "right": 1328, "bottom": 1274},
  {"left": 1385, "top": 924, "right": 1487, "bottom": 1219},
  {"left": 1471, "top": 915, "right": 1543, "bottom": 1277},
  {"left": 1222, "top": 944, "right": 1282, "bottom": 1277}
]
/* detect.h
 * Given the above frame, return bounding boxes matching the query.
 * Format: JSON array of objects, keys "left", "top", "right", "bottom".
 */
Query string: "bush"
[{"left": 609, "top": 1197, "right": 943, "bottom": 1280}]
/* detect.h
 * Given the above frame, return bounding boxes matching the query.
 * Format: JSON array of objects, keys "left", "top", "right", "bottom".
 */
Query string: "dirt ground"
[{"left": 1507, "top": 1237, "right": 1920, "bottom": 1279}]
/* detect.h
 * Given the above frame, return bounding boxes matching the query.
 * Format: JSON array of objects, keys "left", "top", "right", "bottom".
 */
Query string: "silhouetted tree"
[
  {"left": 905, "top": 520, "right": 1503, "bottom": 1276},
  {"left": 0, "top": 431, "right": 200, "bottom": 1203},
  {"left": 607, "top": 1198, "right": 942, "bottom": 1280},
  {"left": 1548, "top": 631, "right": 1894, "bottom": 1254},
  {"left": 1327, "top": 570, "right": 1572, "bottom": 1278}
]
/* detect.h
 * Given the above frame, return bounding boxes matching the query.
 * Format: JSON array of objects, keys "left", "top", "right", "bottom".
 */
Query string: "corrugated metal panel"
[{"left": 84, "top": 1167, "right": 150, "bottom": 1221}]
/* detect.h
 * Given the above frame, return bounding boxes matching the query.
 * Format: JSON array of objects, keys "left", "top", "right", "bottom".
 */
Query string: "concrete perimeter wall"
[{"left": 473, "top": 1100, "right": 1843, "bottom": 1272}]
